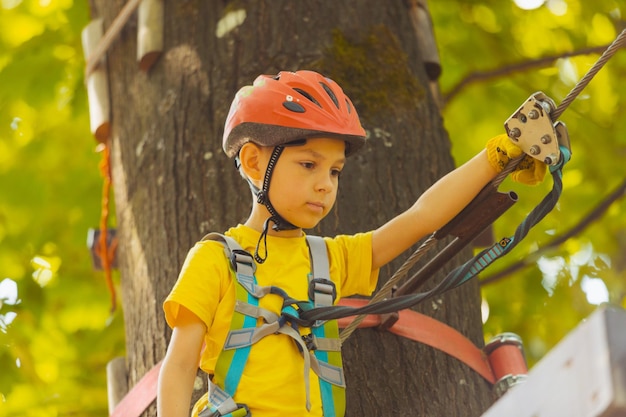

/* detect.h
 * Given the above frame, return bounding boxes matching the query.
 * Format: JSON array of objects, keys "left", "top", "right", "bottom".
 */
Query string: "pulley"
[{"left": 504, "top": 91, "right": 571, "bottom": 166}]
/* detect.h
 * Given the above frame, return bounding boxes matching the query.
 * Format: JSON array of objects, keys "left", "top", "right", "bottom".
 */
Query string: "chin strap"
[
  {"left": 253, "top": 217, "right": 273, "bottom": 264},
  {"left": 240, "top": 145, "right": 298, "bottom": 264}
]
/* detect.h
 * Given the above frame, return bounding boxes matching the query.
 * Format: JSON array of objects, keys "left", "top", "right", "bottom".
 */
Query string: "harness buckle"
[
  {"left": 302, "top": 333, "right": 317, "bottom": 351},
  {"left": 229, "top": 249, "right": 255, "bottom": 273},
  {"left": 308, "top": 278, "right": 337, "bottom": 304}
]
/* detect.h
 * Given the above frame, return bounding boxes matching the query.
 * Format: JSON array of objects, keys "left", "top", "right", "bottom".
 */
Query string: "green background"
[{"left": 1, "top": 0, "right": 625, "bottom": 415}]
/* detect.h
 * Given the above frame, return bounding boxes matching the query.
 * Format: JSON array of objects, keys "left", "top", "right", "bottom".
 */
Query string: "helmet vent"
[
  {"left": 283, "top": 101, "right": 306, "bottom": 113},
  {"left": 293, "top": 88, "right": 321, "bottom": 107},
  {"left": 320, "top": 82, "right": 340, "bottom": 109},
  {"left": 345, "top": 99, "right": 352, "bottom": 114}
]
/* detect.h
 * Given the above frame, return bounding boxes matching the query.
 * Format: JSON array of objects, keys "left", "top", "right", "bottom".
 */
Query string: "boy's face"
[{"left": 268, "top": 137, "right": 346, "bottom": 229}]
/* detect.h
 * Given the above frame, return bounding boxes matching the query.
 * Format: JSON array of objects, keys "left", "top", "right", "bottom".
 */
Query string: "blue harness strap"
[{"left": 200, "top": 233, "right": 345, "bottom": 416}]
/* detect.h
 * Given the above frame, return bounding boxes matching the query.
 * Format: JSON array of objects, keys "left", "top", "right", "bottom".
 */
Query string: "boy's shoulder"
[
  {"left": 185, "top": 225, "right": 254, "bottom": 267},
  {"left": 184, "top": 237, "right": 232, "bottom": 271}
]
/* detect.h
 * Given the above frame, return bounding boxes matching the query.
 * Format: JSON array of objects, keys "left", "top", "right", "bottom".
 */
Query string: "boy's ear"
[{"left": 238, "top": 142, "right": 265, "bottom": 182}]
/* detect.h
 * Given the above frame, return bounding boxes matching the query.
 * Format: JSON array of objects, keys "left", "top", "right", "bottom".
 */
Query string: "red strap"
[
  {"left": 487, "top": 344, "right": 527, "bottom": 380},
  {"left": 110, "top": 300, "right": 495, "bottom": 417},
  {"left": 109, "top": 360, "right": 162, "bottom": 417},
  {"left": 337, "top": 298, "right": 495, "bottom": 383}
]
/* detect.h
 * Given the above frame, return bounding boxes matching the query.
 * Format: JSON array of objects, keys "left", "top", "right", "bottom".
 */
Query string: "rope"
[
  {"left": 339, "top": 235, "right": 437, "bottom": 341},
  {"left": 552, "top": 29, "right": 626, "bottom": 120},
  {"left": 85, "top": 0, "right": 144, "bottom": 78},
  {"left": 97, "top": 143, "right": 118, "bottom": 312},
  {"left": 86, "top": 1, "right": 152, "bottom": 312}
]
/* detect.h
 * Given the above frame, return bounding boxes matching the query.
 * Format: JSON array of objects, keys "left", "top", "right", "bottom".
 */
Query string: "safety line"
[{"left": 98, "top": 143, "right": 117, "bottom": 312}]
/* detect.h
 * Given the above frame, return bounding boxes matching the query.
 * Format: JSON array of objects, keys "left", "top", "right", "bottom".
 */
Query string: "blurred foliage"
[
  {"left": 0, "top": 0, "right": 625, "bottom": 415},
  {"left": 430, "top": 0, "right": 626, "bottom": 364},
  {"left": 0, "top": 1, "right": 125, "bottom": 416}
]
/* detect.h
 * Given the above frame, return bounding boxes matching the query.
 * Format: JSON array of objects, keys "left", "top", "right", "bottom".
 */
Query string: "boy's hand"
[{"left": 486, "top": 134, "right": 547, "bottom": 185}]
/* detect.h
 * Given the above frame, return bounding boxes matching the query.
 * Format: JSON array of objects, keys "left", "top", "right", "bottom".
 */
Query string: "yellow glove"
[{"left": 486, "top": 134, "right": 547, "bottom": 186}]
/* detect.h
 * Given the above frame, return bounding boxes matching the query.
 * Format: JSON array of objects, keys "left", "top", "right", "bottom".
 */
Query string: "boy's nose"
[{"left": 316, "top": 174, "right": 335, "bottom": 193}]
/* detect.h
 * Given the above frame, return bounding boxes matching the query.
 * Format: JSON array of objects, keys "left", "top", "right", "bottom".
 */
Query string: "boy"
[{"left": 157, "top": 70, "right": 545, "bottom": 417}]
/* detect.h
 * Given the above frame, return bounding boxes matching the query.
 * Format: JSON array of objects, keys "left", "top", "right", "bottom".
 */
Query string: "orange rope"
[{"left": 97, "top": 143, "right": 117, "bottom": 312}]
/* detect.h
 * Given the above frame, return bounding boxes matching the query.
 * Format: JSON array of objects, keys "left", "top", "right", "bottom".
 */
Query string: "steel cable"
[{"left": 552, "top": 29, "right": 626, "bottom": 121}]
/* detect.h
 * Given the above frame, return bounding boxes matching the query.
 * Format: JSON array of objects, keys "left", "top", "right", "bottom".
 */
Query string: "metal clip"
[
  {"left": 308, "top": 278, "right": 337, "bottom": 303},
  {"left": 302, "top": 333, "right": 317, "bottom": 351},
  {"left": 229, "top": 249, "right": 256, "bottom": 274},
  {"left": 504, "top": 91, "right": 570, "bottom": 166}
]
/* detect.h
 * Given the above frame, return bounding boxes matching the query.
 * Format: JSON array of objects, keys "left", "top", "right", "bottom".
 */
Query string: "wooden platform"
[{"left": 482, "top": 306, "right": 626, "bottom": 417}]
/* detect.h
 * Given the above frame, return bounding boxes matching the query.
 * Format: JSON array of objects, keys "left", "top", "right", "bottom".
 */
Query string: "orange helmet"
[{"left": 222, "top": 70, "right": 366, "bottom": 157}]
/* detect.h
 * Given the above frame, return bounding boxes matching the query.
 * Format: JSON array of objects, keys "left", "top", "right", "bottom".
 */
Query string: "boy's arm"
[
  {"left": 157, "top": 306, "right": 206, "bottom": 417},
  {"left": 371, "top": 149, "right": 498, "bottom": 270}
]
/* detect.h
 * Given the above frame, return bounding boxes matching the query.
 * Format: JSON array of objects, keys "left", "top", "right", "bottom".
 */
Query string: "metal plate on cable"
[{"left": 504, "top": 91, "right": 564, "bottom": 166}]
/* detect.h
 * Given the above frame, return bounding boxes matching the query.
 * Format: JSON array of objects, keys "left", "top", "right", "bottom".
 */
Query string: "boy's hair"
[{"left": 222, "top": 70, "right": 367, "bottom": 159}]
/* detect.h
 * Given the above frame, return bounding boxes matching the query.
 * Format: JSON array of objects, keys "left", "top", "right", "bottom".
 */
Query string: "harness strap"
[
  {"left": 308, "top": 334, "right": 342, "bottom": 351},
  {"left": 225, "top": 301, "right": 280, "bottom": 350},
  {"left": 307, "top": 236, "right": 335, "bottom": 329},
  {"left": 197, "top": 381, "right": 250, "bottom": 417},
  {"left": 228, "top": 264, "right": 272, "bottom": 299},
  {"left": 202, "top": 232, "right": 345, "bottom": 416},
  {"left": 307, "top": 236, "right": 330, "bottom": 281},
  {"left": 222, "top": 321, "right": 280, "bottom": 350},
  {"left": 306, "top": 235, "right": 345, "bottom": 417},
  {"left": 234, "top": 300, "right": 279, "bottom": 322},
  {"left": 204, "top": 233, "right": 259, "bottom": 407},
  {"left": 205, "top": 383, "right": 242, "bottom": 416}
]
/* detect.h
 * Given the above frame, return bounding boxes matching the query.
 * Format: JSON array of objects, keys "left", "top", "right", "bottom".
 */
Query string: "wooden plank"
[
  {"left": 482, "top": 306, "right": 626, "bottom": 417},
  {"left": 106, "top": 356, "right": 127, "bottom": 412}
]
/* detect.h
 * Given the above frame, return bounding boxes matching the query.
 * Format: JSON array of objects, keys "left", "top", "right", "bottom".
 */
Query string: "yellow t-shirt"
[{"left": 163, "top": 224, "right": 379, "bottom": 417}]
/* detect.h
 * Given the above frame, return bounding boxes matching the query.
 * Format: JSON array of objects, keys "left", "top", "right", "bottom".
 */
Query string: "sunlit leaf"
[
  {"left": 589, "top": 13, "right": 616, "bottom": 44},
  {"left": 0, "top": 13, "right": 43, "bottom": 47}
]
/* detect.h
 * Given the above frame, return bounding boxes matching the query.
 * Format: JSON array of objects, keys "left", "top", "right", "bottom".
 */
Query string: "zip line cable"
[{"left": 552, "top": 29, "right": 626, "bottom": 120}]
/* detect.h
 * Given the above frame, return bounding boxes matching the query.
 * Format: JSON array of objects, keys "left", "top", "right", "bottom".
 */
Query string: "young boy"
[{"left": 157, "top": 70, "right": 545, "bottom": 417}]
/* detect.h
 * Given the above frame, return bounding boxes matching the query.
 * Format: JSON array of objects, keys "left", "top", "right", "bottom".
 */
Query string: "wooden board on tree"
[{"left": 482, "top": 306, "right": 626, "bottom": 417}]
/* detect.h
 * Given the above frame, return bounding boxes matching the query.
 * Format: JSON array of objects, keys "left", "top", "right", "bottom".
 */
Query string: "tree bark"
[{"left": 90, "top": 1, "right": 493, "bottom": 415}]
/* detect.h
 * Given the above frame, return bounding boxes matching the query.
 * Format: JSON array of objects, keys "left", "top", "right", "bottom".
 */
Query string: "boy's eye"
[
  {"left": 331, "top": 169, "right": 343, "bottom": 178},
  {"left": 300, "top": 162, "right": 315, "bottom": 169}
]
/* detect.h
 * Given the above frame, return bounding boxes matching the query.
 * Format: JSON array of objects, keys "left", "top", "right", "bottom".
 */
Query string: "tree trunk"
[{"left": 90, "top": 1, "right": 493, "bottom": 415}]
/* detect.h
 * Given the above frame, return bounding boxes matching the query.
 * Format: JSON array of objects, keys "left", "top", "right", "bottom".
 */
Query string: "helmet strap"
[{"left": 250, "top": 145, "right": 298, "bottom": 264}]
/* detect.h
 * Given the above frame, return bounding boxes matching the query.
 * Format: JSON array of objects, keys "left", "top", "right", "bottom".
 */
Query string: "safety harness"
[{"left": 198, "top": 233, "right": 346, "bottom": 417}]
